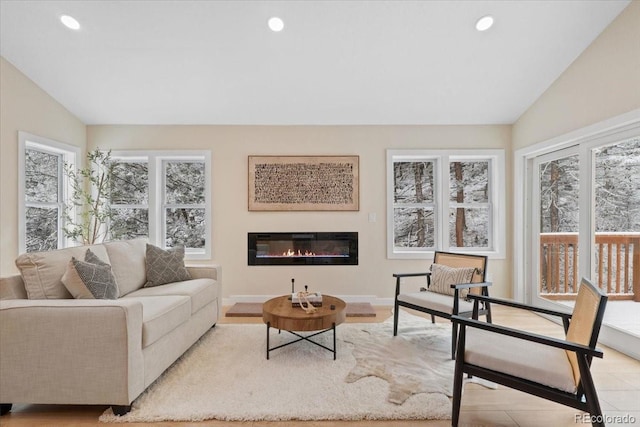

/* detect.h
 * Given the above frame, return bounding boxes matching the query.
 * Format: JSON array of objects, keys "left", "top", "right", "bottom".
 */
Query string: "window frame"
[
  {"left": 110, "top": 150, "right": 212, "bottom": 260},
  {"left": 18, "top": 132, "right": 79, "bottom": 253},
  {"left": 387, "top": 149, "right": 505, "bottom": 259}
]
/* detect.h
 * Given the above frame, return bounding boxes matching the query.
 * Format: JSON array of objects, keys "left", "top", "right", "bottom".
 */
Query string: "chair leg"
[
  {"left": 430, "top": 314, "right": 435, "bottom": 324},
  {"left": 452, "top": 329, "right": 466, "bottom": 427},
  {"left": 451, "top": 323, "right": 458, "bottom": 359},
  {"left": 578, "top": 356, "right": 604, "bottom": 427},
  {"left": 393, "top": 300, "right": 400, "bottom": 336}
]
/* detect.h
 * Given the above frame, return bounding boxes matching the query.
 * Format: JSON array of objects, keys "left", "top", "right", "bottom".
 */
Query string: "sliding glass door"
[{"left": 529, "top": 135, "right": 640, "bottom": 339}]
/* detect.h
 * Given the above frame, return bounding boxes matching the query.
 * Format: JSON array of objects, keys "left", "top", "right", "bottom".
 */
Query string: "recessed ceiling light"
[
  {"left": 268, "top": 17, "right": 284, "bottom": 32},
  {"left": 60, "top": 14, "right": 80, "bottom": 30},
  {"left": 475, "top": 15, "right": 494, "bottom": 32}
]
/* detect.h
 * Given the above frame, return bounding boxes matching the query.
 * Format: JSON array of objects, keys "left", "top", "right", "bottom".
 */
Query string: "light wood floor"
[{"left": 2, "top": 305, "right": 639, "bottom": 427}]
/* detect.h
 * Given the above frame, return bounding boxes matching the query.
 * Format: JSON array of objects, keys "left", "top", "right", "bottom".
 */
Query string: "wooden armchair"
[
  {"left": 451, "top": 277, "right": 608, "bottom": 427},
  {"left": 393, "top": 251, "right": 491, "bottom": 358}
]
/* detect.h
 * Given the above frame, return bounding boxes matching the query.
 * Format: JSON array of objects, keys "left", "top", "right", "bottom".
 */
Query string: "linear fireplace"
[{"left": 248, "top": 232, "right": 358, "bottom": 266}]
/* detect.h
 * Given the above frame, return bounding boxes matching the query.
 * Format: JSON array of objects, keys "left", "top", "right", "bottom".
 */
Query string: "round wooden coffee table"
[{"left": 262, "top": 295, "right": 346, "bottom": 360}]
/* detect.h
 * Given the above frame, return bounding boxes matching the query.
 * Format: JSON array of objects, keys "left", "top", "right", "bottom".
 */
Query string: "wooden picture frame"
[{"left": 248, "top": 155, "right": 359, "bottom": 211}]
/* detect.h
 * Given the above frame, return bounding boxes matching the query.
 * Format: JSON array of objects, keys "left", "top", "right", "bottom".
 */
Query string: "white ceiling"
[{"left": 0, "top": 0, "right": 630, "bottom": 125}]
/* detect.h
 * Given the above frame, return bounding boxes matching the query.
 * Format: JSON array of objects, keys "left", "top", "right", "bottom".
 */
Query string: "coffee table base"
[{"left": 266, "top": 322, "right": 337, "bottom": 360}]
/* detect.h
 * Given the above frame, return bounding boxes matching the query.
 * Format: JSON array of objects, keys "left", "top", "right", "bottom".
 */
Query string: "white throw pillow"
[{"left": 429, "top": 263, "right": 476, "bottom": 298}]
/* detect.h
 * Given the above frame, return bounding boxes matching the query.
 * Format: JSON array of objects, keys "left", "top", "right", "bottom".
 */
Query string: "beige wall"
[
  {"left": 513, "top": 1, "right": 640, "bottom": 149},
  {"left": 88, "top": 125, "right": 512, "bottom": 301},
  {"left": 0, "top": 57, "right": 87, "bottom": 275}
]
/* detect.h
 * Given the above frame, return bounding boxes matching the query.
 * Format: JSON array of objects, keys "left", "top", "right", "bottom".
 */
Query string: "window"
[
  {"left": 387, "top": 149, "right": 505, "bottom": 259},
  {"left": 163, "top": 160, "right": 206, "bottom": 250},
  {"left": 109, "top": 151, "right": 211, "bottom": 259},
  {"left": 18, "top": 132, "right": 79, "bottom": 253},
  {"left": 109, "top": 158, "right": 149, "bottom": 240}
]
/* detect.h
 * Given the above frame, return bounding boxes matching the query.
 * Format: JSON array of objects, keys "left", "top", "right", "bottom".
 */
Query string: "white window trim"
[
  {"left": 18, "top": 132, "right": 80, "bottom": 253},
  {"left": 387, "top": 149, "right": 505, "bottom": 260},
  {"left": 111, "top": 150, "right": 212, "bottom": 260}
]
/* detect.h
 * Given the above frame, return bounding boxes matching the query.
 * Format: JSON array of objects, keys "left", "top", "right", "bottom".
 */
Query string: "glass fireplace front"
[{"left": 248, "top": 232, "right": 358, "bottom": 266}]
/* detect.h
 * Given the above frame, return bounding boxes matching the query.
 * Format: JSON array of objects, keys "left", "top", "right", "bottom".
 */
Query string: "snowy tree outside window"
[
  {"left": 24, "top": 148, "right": 61, "bottom": 252},
  {"left": 387, "top": 150, "right": 505, "bottom": 259},
  {"left": 163, "top": 161, "right": 206, "bottom": 249},
  {"left": 449, "top": 161, "right": 490, "bottom": 248},
  {"left": 594, "top": 138, "right": 640, "bottom": 233},
  {"left": 109, "top": 160, "right": 149, "bottom": 241},
  {"left": 393, "top": 161, "right": 435, "bottom": 249},
  {"left": 109, "top": 152, "right": 211, "bottom": 257},
  {"left": 19, "top": 132, "right": 79, "bottom": 254}
]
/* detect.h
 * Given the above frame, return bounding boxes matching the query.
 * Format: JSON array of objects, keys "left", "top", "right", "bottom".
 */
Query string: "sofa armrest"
[
  {"left": 0, "top": 299, "right": 145, "bottom": 406},
  {"left": 0, "top": 275, "right": 27, "bottom": 300},
  {"left": 186, "top": 264, "right": 220, "bottom": 281}
]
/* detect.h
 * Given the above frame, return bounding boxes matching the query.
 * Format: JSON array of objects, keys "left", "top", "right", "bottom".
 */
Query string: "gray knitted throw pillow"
[
  {"left": 72, "top": 253, "right": 119, "bottom": 299},
  {"left": 144, "top": 244, "right": 191, "bottom": 287}
]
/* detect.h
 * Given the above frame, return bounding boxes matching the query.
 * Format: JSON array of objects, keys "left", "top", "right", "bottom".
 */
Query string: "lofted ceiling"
[{"left": 0, "top": 0, "right": 631, "bottom": 125}]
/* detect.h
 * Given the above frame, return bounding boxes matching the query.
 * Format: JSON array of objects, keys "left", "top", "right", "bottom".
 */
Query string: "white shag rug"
[{"left": 100, "top": 313, "right": 453, "bottom": 423}]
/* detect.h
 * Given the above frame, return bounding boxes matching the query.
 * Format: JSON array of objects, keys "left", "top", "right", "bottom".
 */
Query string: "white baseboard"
[{"left": 223, "top": 295, "right": 394, "bottom": 307}]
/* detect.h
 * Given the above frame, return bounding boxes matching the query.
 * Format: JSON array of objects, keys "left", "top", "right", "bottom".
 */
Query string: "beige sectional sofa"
[{"left": 0, "top": 238, "right": 221, "bottom": 416}]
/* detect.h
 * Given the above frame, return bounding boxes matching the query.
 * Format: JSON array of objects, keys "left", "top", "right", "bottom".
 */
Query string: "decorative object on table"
[
  {"left": 292, "top": 289, "right": 323, "bottom": 313},
  {"left": 248, "top": 155, "right": 359, "bottom": 211}
]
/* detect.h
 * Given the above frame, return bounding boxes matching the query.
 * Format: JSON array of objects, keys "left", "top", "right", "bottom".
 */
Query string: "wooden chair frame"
[
  {"left": 393, "top": 251, "right": 491, "bottom": 358},
  {"left": 451, "top": 277, "right": 608, "bottom": 427}
]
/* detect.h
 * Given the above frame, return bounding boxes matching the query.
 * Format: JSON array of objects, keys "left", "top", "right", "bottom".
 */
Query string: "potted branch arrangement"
[{"left": 63, "top": 149, "right": 115, "bottom": 245}]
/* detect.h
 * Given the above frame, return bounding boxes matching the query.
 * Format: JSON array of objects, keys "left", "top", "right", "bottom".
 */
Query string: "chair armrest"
[
  {"left": 451, "top": 281, "right": 492, "bottom": 290},
  {"left": 393, "top": 272, "right": 430, "bottom": 278},
  {"left": 451, "top": 315, "right": 603, "bottom": 358},
  {"left": 393, "top": 272, "right": 430, "bottom": 296},
  {"left": 466, "top": 294, "right": 573, "bottom": 320}
]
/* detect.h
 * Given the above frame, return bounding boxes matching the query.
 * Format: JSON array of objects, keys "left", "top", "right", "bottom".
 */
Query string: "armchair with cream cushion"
[
  {"left": 451, "top": 277, "right": 608, "bottom": 427},
  {"left": 393, "top": 251, "right": 491, "bottom": 358}
]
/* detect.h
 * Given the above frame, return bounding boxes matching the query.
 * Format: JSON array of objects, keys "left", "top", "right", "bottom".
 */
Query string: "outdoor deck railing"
[{"left": 540, "top": 232, "right": 640, "bottom": 301}]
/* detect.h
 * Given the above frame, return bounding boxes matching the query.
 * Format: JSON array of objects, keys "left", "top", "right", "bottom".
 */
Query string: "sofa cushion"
[
  {"left": 61, "top": 249, "right": 119, "bottom": 299},
  {"left": 144, "top": 244, "right": 191, "bottom": 288},
  {"left": 16, "top": 244, "right": 111, "bottom": 299},
  {"left": 103, "top": 238, "right": 148, "bottom": 296},
  {"left": 125, "top": 295, "right": 191, "bottom": 348},
  {"left": 125, "top": 279, "right": 217, "bottom": 314}
]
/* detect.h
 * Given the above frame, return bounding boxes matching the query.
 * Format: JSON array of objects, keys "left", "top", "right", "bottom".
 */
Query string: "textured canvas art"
[{"left": 248, "top": 156, "right": 359, "bottom": 211}]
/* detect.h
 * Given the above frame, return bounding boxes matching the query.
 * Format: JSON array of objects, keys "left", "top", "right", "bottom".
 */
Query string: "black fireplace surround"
[{"left": 248, "top": 232, "right": 358, "bottom": 266}]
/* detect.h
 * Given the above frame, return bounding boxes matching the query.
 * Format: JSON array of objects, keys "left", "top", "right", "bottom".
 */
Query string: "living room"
[{"left": 1, "top": 1, "right": 639, "bottom": 426}]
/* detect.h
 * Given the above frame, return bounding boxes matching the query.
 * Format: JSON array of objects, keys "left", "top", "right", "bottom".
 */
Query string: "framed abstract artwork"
[{"left": 248, "top": 155, "right": 359, "bottom": 211}]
